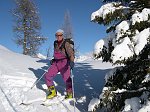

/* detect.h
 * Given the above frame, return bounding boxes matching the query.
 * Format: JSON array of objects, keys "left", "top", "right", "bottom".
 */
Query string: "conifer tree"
[
  {"left": 46, "top": 45, "right": 51, "bottom": 59},
  {"left": 91, "top": 0, "right": 150, "bottom": 111},
  {"left": 61, "top": 10, "right": 79, "bottom": 56},
  {"left": 61, "top": 10, "right": 73, "bottom": 39},
  {"left": 12, "top": 0, "right": 46, "bottom": 56}
]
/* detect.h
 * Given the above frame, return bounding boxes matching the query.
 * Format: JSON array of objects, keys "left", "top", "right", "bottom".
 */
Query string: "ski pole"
[
  {"left": 30, "top": 67, "right": 50, "bottom": 89},
  {"left": 71, "top": 69, "right": 76, "bottom": 112}
]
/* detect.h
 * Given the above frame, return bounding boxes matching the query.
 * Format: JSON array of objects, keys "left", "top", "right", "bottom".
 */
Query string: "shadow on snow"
[
  {"left": 28, "top": 59, "right": 112, "bottom": 112},
  {"left": 72, "top": 62, "right": 111, "bottom": 112},
  {"left": 28, "top": 59, "right": 50, "bottom": 92}
]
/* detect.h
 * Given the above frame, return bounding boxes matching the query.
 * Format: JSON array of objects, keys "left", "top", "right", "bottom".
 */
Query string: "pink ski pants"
[{"left": 44, "top": 58, "right": 72, "bottom": 93}]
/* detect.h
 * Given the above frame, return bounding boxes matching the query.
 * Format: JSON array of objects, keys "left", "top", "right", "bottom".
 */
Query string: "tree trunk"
[{"left": 23, "top": 18, "right": 27, "bottom": 55}]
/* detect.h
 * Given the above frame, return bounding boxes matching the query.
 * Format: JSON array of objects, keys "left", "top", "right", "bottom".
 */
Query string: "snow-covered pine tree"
[
  {"left": 61, "top": 10, "right": 73, "bottom": 39},
  {"left": 12, "top": 0, "right": 47, "bottom": 56},
  {"left": 91, "top": 0, "right": 150, "bottom": 111},
  {"left": 61, "top": 10, "right": 79, "bottom": 56}
]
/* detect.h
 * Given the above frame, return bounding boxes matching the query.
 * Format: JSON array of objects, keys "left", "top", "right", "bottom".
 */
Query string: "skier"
[{"left": 44, "top": 29, "right": 75, "bottom": 99}]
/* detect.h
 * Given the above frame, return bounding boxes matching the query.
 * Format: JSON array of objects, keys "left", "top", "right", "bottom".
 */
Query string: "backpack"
[
  {"left": 63, "top": 38, "right": 74, "bottom": 50},
  {"left": 54, "top": 38, "right": 74, "bottom": 58}
]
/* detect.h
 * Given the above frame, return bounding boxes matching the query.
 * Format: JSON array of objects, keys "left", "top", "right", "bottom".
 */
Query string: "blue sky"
[{"left": 0, "top": 0, "right": 107, "bottom": 56}]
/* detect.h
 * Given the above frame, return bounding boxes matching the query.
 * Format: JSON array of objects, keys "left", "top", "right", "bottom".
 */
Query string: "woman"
[{"left": 45, "top": 29, "right": 75, "bottom": 99}]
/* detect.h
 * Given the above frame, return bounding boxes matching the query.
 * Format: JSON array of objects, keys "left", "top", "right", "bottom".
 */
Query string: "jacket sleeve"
[{"left": 65, "top": 42, "right": 75, "bottom": 62}]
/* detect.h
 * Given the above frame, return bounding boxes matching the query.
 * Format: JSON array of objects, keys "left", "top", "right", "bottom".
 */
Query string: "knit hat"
[{"left": 56, "top": 29, "right": 64, "bottom": 34}]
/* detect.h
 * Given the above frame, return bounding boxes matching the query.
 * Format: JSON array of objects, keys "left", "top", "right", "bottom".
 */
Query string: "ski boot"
[
  {"left": 65, "top": 91, "right": 73, "bottom": 99},
  {"left": 47, "top": 85, "right": 57, "bottom": 99}
]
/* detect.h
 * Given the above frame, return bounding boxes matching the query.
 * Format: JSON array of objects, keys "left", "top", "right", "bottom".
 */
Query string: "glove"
[
  {"left": 50, "top": 59, "right": 55, "bottom": 65},
  {"left": 70, "top": 61, "right": 74, "bottom": 69}
]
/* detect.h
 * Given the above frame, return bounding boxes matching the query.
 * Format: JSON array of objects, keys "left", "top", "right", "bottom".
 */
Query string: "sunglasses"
[{"left": 55, "top": 34, "right": 63, "bottom": 37}]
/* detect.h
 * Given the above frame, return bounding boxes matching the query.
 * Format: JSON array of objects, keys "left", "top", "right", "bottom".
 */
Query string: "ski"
[
  {"left": 40, "top": 95, "right": 65, "bottom": 106},
  {"left": 41, "top": 95, "right": 75, "bottom": 107},
  {"left": 20, "top": 102, "right": 32, "bottom": 106}
]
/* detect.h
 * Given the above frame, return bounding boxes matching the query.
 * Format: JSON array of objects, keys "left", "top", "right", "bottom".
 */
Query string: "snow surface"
[{"left": 0, "top": 45, "right": 114, "bottom": 112}]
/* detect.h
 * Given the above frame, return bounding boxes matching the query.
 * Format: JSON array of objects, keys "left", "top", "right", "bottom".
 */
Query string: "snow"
[
  {"left": 94, "top": 39, "right": 105, "bottom": 55},
  {"left": 123, "top": 97, "right": 141, "bottom": 112},
  {"left": 75, "top": 53, "right": 94, "bottom": 62},
  {"left": 91, "top": 2, "right": 125, "bottom": 21},
  {"left": 142, "top": 73, "right": 150, "bottom": 83},
  {"left": 111, "top": 37, "right": 134, "bottom": 63},
  {"left": 90, "top": 2, "right": 150, "bottom": 111},
  {"left": 123, "top": 94, "right": 150, "bottom": 112},
  {"left": 0, "top": 45, "right": 114, "bottom": 112},
  {"left": 94, "top": 33, "right": 115, "bottom": 56},
  {"left": 91, "top": 2, "right": 150, "bottom": 64},
  {"left": 93, "top": 5, "right": 150, "bottom": 63},
  {"left": 139, "top": 101, "right": 150, "bottom": 112},
  {"left": 36, "top": 53, "right": 47, "bottom": 59},
  {"left": 88, "top": 98, "right": 100, "bottom": 111},
  {"left": 132, "top": 8, "right": 150, "bottom": 25},
  {"left": 134, "top": 28, "right": 150, "bottom": 55},
  {"left": 0, "top": 44, "right": 150, "bottom": 112},
  {"left": 115, "top": 21, "right": 130, "bottom": 41}
]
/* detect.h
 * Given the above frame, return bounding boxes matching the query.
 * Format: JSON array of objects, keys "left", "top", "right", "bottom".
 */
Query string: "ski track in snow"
[
  {"left": 0, "top": 86, "right": 16, "bottom": 112},
  {"left": 0, "top": 73, "right": 80, "bottom": 112},
  {"left": 0, "top": 74, "right": 37, "bottom": 112}
]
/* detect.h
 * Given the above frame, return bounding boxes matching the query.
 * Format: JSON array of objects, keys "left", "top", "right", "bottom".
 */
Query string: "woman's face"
[{"left": 55, "top": 32, "right": 63, "bottom": 41}]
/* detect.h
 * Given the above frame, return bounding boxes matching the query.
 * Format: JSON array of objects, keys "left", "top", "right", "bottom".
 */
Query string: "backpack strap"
[
  {"left": 61, "top": 39, "right": 69, "bottom": 58},
  {"left": 54, "top": 39, "right": 74, "bottom": 59},
  {"left": 53, "top": 40, "right": 65, "bottom": 51},
  {"left": 54, "top": 40, "right": 57, "bottom": 48},
  {"left": 53, "top": 40, "right": 68, "bottom": 58}
]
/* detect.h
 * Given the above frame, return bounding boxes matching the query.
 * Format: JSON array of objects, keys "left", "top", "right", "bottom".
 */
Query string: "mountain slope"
[{"left": 0, "top": 45, "right": 114, "bottom": 112}]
